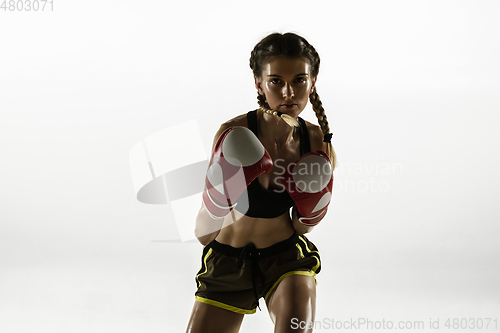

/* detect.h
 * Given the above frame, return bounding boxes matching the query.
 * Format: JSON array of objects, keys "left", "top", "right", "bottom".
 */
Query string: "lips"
[{"left": 281, "top": 104, "right": 297, "bottom": 108}]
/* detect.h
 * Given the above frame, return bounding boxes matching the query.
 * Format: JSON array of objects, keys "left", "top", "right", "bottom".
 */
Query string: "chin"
[
  {"left": 282, "top": 106, "right": 306, "bottom": 116},
  {"left": 276, "top": 105, "right": 301, "bottom": 112}
]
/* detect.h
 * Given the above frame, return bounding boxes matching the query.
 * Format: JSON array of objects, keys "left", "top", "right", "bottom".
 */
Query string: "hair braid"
[
  {"left": 257, "top": 93, "right": 268, "bottom": 109},
  {"left": 310, "top": 87, "right": 337, "bottom": 170},
  {"left": 255, "top": 93, "right": 300, "bottom": 128},
  {"left": 250, "top": 32, "right": 338, "bottom": 170}
]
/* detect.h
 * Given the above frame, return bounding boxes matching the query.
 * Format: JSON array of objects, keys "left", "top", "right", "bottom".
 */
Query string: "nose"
[{"left": 282, "top": 83, "right": 294, "bottom": 98}]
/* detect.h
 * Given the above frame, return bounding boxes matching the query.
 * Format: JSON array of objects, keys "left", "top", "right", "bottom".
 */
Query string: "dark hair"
[
  {"left": 250, "top": 32, "right": 320, "bottom": 78},
  {"left": 249, "top": 32, "right": 337, "bottom": 170}
]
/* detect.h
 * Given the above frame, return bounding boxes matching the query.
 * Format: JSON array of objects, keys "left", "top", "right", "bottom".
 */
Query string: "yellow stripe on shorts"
[{"left": 195, "top": 247, "right": 213, "bottom": 288}]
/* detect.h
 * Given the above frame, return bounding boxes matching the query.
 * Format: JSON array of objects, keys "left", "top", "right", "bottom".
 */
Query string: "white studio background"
[{"left": 1, "top": 0, "right": 499, "bottom": 332}]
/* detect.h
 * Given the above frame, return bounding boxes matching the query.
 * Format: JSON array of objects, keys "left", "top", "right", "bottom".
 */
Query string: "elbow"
[
  {"left": 195, "top": 230, "right": 213, "bottom": 246},
  {"left": 194, "top": 204, "right": 224, "bottom": 245},
  {"left": 291, "top": 207, "right": 317, "bottom": 235},
  {"left": 196, "top": 238, "right": 210, "bottom": 246},
  {"left": 194, "top": 224, "right": 221, "bottom": 246},
  {"left": 294, "top": 223, "right": 315, "bottom": 235},
  {"left": 301, "top": 226, "right": 315, "bottom": 235}
]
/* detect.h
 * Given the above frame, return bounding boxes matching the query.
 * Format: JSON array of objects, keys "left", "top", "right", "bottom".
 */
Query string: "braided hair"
[{"left": 249, "top": 32, "right": 337, "bottom": 170}]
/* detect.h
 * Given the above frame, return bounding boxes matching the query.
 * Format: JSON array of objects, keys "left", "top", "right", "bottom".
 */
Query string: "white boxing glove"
[{"left": 202, "top": 126, "right": 273, "bottom": 219}]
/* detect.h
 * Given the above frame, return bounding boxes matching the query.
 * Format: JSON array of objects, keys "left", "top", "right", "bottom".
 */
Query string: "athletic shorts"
[{"left": 194, "top": 232, "right": 321, "bottom": 314}]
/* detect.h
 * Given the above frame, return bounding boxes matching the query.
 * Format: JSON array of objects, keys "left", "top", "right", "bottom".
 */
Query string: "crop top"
[{"left": 233, "top": 110, "right": 311, "bottom": 218}]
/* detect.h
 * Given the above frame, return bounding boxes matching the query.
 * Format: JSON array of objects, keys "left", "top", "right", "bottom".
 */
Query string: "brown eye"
[
  {"left": 270, "top": 78, "right": 282, "bottom": 84},
  {"left": 295, "top": 77, "right": 306, "bottom": 83}
]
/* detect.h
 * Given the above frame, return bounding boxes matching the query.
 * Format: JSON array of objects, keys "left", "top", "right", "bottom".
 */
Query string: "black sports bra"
[{"left": 233, "top": 110, "right": 311, "bottom": 218}]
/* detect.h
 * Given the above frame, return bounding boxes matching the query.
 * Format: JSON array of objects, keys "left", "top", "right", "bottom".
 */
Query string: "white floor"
[{"left": 1, "top": 227, "right": 498, "bottom": 333}]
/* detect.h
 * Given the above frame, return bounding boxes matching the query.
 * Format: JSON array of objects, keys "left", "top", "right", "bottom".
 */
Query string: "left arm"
[
  {"left": 291, "top": 206, "right": 315, "bottom": 235},
  {"left": 289, "top": 124, "right": 333, "bottom": 234}
]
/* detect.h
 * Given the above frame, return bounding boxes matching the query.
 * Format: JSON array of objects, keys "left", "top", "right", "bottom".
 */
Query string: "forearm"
[
  {"left": 291, "top": 206, "right": 315, "bottom": 235},
  {"left": 194, "top": 204, "right": 223, "bottom": 245},
  {"left": 283, "top": 151, "right": 333, "bottom": 235}
]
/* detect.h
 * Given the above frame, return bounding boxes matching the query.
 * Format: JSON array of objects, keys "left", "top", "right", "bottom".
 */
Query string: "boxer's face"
[{"left": 255, "top": 57, "right": 317, "bottom": 118}]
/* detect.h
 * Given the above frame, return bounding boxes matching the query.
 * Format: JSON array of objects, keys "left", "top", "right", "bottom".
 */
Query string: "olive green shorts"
[{"left": 194, "top": 232, "right": 321, "bottom": 314}]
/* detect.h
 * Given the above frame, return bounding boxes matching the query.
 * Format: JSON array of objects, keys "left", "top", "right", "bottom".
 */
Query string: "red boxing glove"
[
  {"left": 281, "top": 151, "right": 333, "bottom": 226},
  {"left": 203, "top": 126, "right": 273, "bottom": 219}
]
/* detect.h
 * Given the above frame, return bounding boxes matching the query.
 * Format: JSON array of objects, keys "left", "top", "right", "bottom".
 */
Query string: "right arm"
[
  {"left": 194, "top": 204, "right": 225, "bottom": 246},
  {"left": 194, "top": 124, "right": 230, "bottom": 245},
  {"left": 194, "top": 119, "right": 273, "bottom": 245}
]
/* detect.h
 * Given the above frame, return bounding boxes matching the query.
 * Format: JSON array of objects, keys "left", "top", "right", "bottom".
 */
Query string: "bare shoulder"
[
  {"left": 210, "top": 113, "right": 248, "bottom": 153},
  {"left": 215, "top": 114, "right": 248, "bottom": 137},
  {"left": 220, "top": 113, "right": 248, "bottom": 130},
  {"left": 304, "top": 120, "right": 327, "bottom": 153}
]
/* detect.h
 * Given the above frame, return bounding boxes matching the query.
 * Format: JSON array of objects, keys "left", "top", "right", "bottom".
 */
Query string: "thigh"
[
  {"left": 266, "top": 274, "right": 316, "bottom": 333},
  {"left": 186, "top": 300, "right": 244, "bottom": 333}
]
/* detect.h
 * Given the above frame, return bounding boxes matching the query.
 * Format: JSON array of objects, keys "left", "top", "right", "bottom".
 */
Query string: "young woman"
[{"left": 186, "top": 32, "right": 338, "bottom": 333}]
